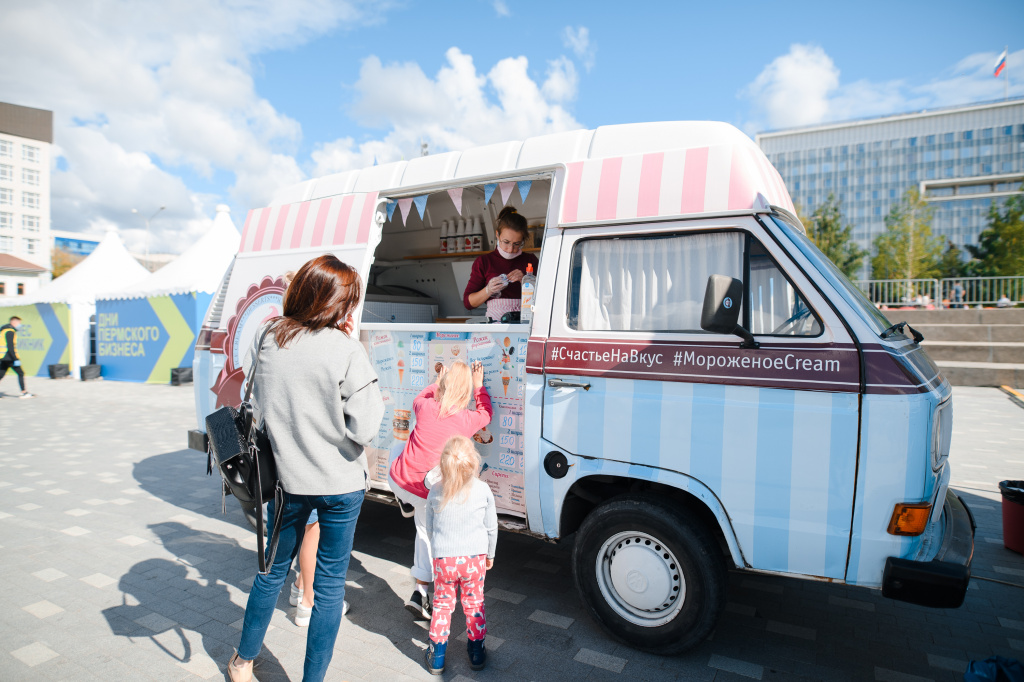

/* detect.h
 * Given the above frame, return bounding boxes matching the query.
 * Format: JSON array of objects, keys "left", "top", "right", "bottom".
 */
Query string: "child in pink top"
[{"left": 388, "top": 360, "right": 492, "bottom": 619}]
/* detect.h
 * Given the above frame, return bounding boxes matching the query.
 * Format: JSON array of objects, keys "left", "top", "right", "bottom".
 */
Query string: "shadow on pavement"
[
  {"left": 101, "top": 522, "right": 289, "bottom": 681},
  {"left": 133, "top": 448, "right": 257, "bottom": 533}
]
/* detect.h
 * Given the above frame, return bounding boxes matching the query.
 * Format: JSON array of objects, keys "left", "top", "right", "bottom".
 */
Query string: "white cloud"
[
  {"left": 312, "top": 47, "right": 583, "bottom": 177},
  {"left": 541, "top": 56, "right": 579, "bottom": 103},
  {"left": 562, "top": 26, "right": 595, "bottom": 71},
  {"left": 492, "top": 0, "right": 510, "bottom": 17},
  {"left": 0, "top": 0, "right": 383, "bottom": 253},
  {"left": 745, "top": 44, "right": 1024, "bottom": 133},
  {"left": 743, "top": 44, "right": 839, "bottom": 130}
]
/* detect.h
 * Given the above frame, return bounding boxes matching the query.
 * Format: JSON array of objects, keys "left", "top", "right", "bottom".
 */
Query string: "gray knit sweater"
[
  {"left": 425, "top": 478, "right": 498, "bottom": 559},
  {"left": 243, "top": 324, "right": 384, "bottom": 496}
]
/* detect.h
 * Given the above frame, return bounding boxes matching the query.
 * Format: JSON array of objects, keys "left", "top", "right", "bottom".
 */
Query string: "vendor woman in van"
[{"left": 462, "top": 206, "right": 538, "bottom": 321}]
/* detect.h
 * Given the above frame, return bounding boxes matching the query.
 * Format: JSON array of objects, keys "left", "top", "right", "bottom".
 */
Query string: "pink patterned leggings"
[{"left": 429, "top": 554, "right": 487, "bottom": 643}]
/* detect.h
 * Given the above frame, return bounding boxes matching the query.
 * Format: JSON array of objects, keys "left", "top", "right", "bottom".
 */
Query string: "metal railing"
[
  {"left": 853, "top": 276, "right": 1024, "bottom": 308},
  {"left": 940, "top": 276, "right": 1024, "bottom": 307},
  {"left": 854, "top": 279, "right": 941, "bottom": 308}
]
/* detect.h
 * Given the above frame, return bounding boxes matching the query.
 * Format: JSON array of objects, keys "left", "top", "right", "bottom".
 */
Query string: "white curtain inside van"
[{"left": 575, "top": 232, "right": 744, "bottom": 331}]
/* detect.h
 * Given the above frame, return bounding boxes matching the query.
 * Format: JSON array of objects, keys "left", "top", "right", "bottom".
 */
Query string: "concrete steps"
[
  {"left": 880, "top": 309, "right": 1024, "bottom": 386},
  {"left": 922, "top": 341, "right": 1024, "bottom": 364},
  {"left": 934, "top": 361, "right": 1024, "bottom": 388}
]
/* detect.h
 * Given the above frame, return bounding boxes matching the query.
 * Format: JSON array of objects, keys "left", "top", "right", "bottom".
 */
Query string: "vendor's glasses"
[{"left": 499, "top": 238, "right": 525, "bottom": 249}]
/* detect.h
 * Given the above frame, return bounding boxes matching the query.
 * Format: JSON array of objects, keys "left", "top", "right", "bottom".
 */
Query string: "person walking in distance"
[
  {"left": 388, "top": 360, "right": 492, "bottom": 620},
  {"left": 423, "top": 435, "right": 497, "bottom": 674},
  {"left": 227, "top": 255, "right": 384, "bottom": 682},
  {"left": 0, "top": 316, "right": 33, "bottom": 398}
]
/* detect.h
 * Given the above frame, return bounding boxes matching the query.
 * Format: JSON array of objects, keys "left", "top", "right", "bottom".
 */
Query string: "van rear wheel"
[{"left": 572, "top": 495, "right": 726, "bottom": 654}]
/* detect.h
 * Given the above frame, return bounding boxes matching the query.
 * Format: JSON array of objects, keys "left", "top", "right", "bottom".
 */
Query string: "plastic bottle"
[
  {"left": 461, "top": 219, "right": 472, "bottom": 253},
  {"left": 520, "top": 263, "right": 536, "bottom": 324},
  {"left": 450, "top": 218, "right": 462, "bottom": 251},
  {"left": 440, "top": 221, "right": 449, "bottom": 254},
  {"left": 455, "top": 219, "right": 466, "bottom": 253},
  {"left": 471, "top": 217, "right": 483, "bottom": 252}
]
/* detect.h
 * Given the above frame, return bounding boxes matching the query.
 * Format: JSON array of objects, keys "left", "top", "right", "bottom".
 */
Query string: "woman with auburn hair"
[
  {"left": 463, "top": 206, "right": 538, "bottom": 320},
  {"left": 388, "top": 359, "right": 493, "bottom": 620},
  {"left": 228, "top": 255, "right": 384, "bottom": 682}
]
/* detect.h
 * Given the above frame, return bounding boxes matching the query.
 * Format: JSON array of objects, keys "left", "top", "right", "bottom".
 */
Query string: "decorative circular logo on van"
[
  {"left": 626, "top": 569, "right": 648, "bottom": 593},
  {"left": 723, "top": 297, "right": 733, "bottom": 309},
  {"left": 211, "top": 275, "right": 286, "bottom": 409}
]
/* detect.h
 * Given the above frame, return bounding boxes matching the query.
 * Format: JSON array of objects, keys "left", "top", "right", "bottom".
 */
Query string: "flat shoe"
[{"left": 227, "top": 652, "right": 253, "bottom": 682}]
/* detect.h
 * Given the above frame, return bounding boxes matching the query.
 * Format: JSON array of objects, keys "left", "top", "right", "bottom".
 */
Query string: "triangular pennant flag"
[
  {"left": 373, "top": 156, "right": 378, "bottom": 166},
  {"left": 386, "top": 200, "right": 397, "bottom": 221},
  {"left": 447, "top": 187, "right": 463, "bottom": 216},
  {"left": 412, "top": 195, "right": 428, "bottom": 219},
  {"left": 483, "top": 183, "right": 496, "bottom": 205},
  {"left": 397, "top": 197, "right": 414, "bottom": 224},
  {"left": 517, "top": 180, "right": 532, "bottom": 203},
  {"left": 499, "top": 182, "right": 515, "bottom": 206}
]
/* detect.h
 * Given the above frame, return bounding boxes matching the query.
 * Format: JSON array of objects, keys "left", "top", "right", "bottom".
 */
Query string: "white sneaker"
[
  {"left": 295, "top": 600, "right": 348, "bottom": 627},
  {"left": 289, "top": 582, "right": 303, "bottom": 607},
  {"left": 295, "top": 602, "right": 312, "bottom": 627}
]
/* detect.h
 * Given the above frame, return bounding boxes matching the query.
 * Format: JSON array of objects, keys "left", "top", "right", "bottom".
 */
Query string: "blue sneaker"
[
  {"left": 425, "top": 640, "right": 446, "bottom": 675},
  {"left": 467, "top": 638, "right": 486, "bottom": 670}
]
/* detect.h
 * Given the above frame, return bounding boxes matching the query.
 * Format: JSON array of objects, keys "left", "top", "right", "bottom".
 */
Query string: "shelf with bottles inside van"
[{"left": 368, "top": 176, "right": 549, "bottom": 325}]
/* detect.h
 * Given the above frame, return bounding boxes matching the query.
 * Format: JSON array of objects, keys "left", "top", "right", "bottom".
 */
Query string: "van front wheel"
[{"left": 572, "top": 495, "right": 726, "bottom": 654}]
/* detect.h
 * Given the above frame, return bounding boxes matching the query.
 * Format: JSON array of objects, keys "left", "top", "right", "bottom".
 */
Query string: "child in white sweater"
[{"left": 423, "top": 435, "right": 497, "bottom": 675}]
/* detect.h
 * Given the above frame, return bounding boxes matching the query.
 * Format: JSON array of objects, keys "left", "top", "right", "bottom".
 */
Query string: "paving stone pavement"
[{"left": 0, "top": 379, "right": 1022, "bottom": 681}]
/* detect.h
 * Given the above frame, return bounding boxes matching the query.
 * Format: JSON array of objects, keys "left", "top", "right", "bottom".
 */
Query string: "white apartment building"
[{"left": 0, "top": 102, "right": 52, "bottom": 298}]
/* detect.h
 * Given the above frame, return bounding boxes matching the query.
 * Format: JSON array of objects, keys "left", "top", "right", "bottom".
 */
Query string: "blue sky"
[{"left": 1, "top": 0, "right": 1022, "bottom": 252}]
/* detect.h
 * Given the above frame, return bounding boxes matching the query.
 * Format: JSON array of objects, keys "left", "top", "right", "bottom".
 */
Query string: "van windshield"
[{"left": 769, "top": 215, "right": 894, "bottom": 336}]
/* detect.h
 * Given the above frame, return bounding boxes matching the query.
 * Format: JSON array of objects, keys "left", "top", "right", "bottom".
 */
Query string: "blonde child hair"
[
  {"left": 439, "top": 435, "right": 482, "bottom": 509},
  {"left": 435, "top": 361, "right": 474, "bottom": 419}
]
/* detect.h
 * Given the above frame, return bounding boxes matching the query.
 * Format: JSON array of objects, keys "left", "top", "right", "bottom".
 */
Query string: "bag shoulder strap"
[{"left": 243, "top": 323, "right": 275, "bottom": 404}]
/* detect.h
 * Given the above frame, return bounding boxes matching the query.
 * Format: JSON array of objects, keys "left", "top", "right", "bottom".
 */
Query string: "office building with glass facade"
[{"left": 757, "top": 98, "right": 1024, "bottom": 278}]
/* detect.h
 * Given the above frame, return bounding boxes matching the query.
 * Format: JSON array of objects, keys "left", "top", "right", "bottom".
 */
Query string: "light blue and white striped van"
[{"left": 191, "top": 121, "right": 974, "bottom": 654}]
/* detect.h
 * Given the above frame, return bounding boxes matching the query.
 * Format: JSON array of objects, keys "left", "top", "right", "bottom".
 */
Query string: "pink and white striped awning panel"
[
  {"left": 560, "top": 143, "right": 794, "bottom": 225},
  {"left": 238, "top": 191, "right": 380, "bottom": 253}
]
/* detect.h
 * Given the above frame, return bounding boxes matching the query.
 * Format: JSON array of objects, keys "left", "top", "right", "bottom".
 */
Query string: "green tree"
[
  {"left": 937, "top": 241, "right": 967, "bottom": 279},
  {"left": 966, "top": 190, "right": 1024, "bottom": 276},
  {"left": 804, "top": 193, "right": 867, "bottom": 279},
  {"left": 871, "top": 187, "right": 942, "bottom": 280}
]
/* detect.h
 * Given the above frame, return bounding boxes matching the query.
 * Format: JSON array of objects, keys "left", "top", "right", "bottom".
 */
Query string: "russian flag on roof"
[{"left": 994, "top": 49, "right": 1007, "bottom": 77}]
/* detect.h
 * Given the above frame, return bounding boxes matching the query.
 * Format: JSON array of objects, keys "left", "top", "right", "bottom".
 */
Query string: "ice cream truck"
[{"left": 189, "top": 121, "right": 973, "bottom": 654}]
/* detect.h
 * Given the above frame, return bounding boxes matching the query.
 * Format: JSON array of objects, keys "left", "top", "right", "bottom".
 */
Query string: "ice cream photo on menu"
[{"left": 397, "top": 340, "right": 406, "bottom": 384}]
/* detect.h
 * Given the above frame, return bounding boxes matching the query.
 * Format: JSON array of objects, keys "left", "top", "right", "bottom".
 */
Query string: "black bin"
[
  {"left": 80, "top": 364, "right": 102, "bottom": 381},
  {"left": 171, "top": 367, "right": 193, "bottom": 386},
  {"left": 48, "top": 364, "right": 70, "bottom": 379}
]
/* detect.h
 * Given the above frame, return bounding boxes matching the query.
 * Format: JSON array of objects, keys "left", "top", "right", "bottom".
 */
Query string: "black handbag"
[{"left": 206, "top": 324, "right": 284, "bottom": 575}]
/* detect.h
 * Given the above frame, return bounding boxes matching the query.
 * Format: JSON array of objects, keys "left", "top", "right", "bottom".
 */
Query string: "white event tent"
[
  {"left": 93, "top": 205, "right": 241, "bottom": 383},
  {"left": 0, "top": 230, "right": 149, "bottom": 375}
]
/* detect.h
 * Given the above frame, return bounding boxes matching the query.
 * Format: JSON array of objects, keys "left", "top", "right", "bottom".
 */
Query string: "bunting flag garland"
[
  {"left": 397, "top": 197, "right": 414, "bottom": 224},
  {"left": 499, "top": 181, "right": 515, "bottom": 206},
  {"left": 412, "top": 194, "right": 428, "bottom": 219},
  {"left": 483, "top": 183, "right": 496, "bottom": 205},
  {"left": 386, "top": 199, "right": 397, "bottom": 221},
  {"left": 517, "top": 180, "right": 532, "bottom": 203},
  {"left": 447, "top": 187, "right": 464, "bottom": 215}
]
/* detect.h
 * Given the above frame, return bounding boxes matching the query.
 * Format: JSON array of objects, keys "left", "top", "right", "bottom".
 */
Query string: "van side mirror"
[{"left": 700, "top": 275, "right": 759, "bottom": 349}]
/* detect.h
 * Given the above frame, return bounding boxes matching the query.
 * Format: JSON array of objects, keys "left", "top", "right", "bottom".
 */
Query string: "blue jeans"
[{"left": 237, "top": 490, "right": 364, "bottom": 682}]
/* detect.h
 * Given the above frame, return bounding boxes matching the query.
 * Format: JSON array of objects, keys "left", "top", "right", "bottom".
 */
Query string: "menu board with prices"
[{"left": 361, "top": 329, "right": 528, "bottom": 515}]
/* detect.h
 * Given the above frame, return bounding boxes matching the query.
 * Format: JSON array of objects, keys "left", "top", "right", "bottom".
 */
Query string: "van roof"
[{"left": 239, "top": 121, "right": 794, "bottom": 253}]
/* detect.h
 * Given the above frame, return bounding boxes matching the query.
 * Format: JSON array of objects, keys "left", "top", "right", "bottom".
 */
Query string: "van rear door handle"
[{"left": 548, "top": 378, "right": 591, "bottom": 391}]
